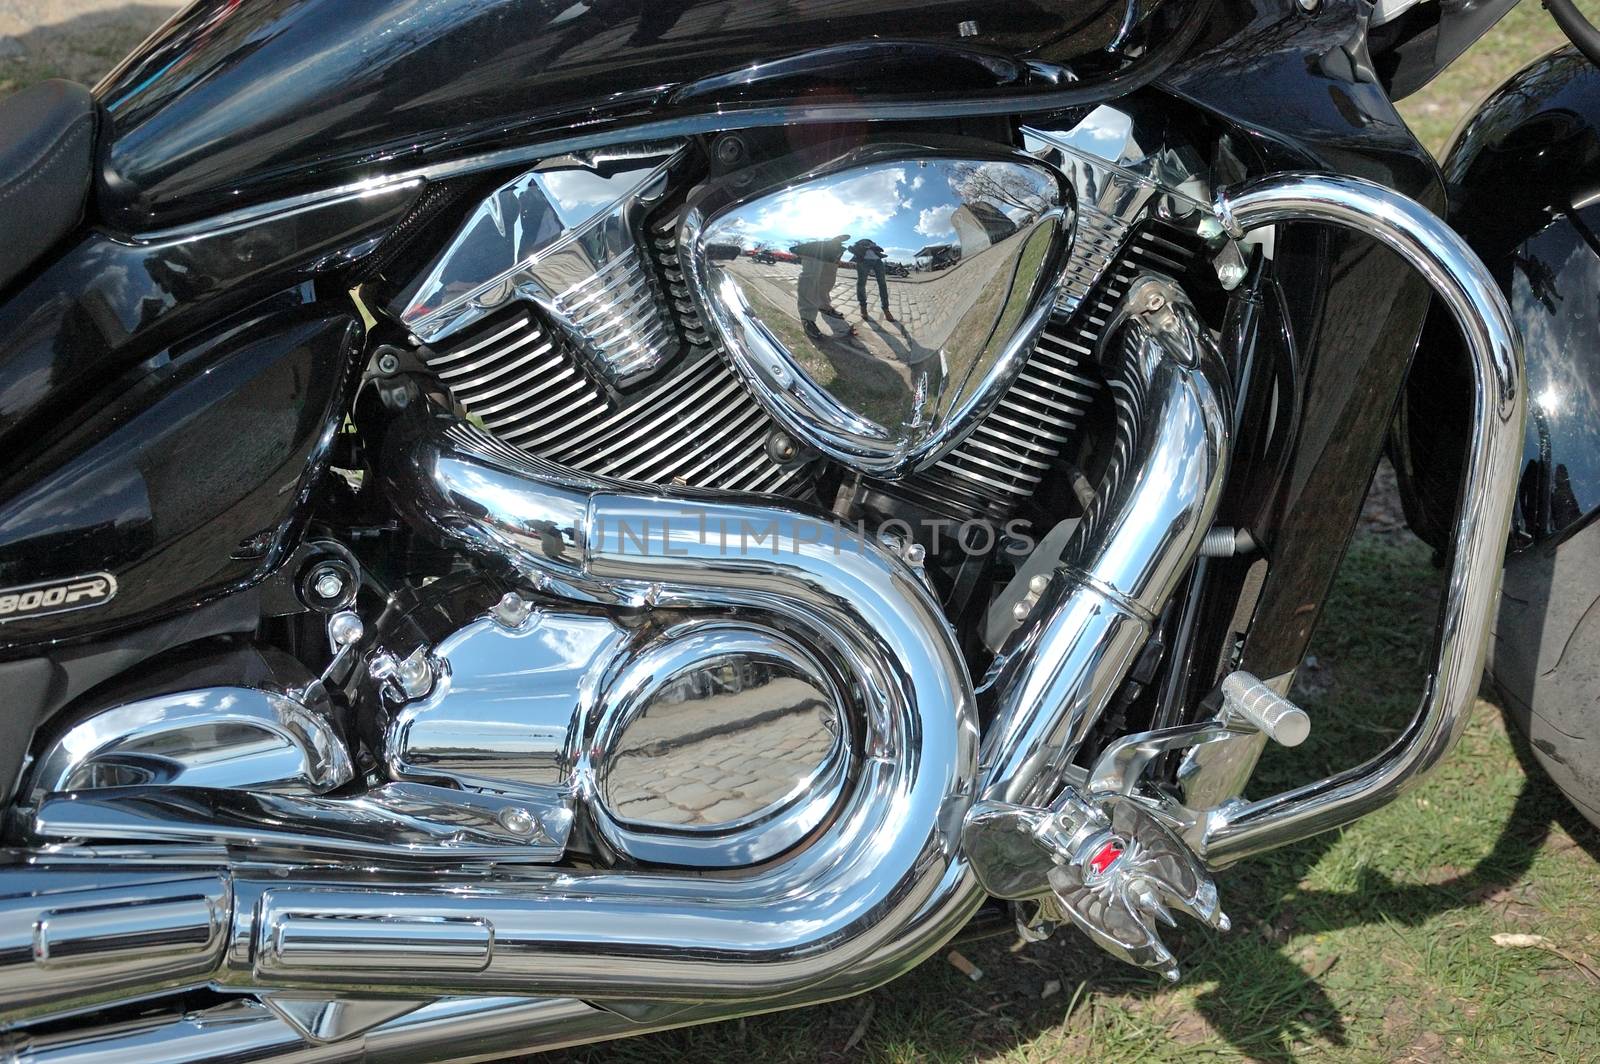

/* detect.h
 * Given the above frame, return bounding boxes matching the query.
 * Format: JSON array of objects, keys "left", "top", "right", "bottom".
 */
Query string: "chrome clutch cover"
[{"left": 685, "top": 146, "right": 1073, "bottom": 477}]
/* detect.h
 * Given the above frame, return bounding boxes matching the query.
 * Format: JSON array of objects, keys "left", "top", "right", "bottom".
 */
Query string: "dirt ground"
[{"left": 0, "top": 0, "right": 177, "bottom": 87}]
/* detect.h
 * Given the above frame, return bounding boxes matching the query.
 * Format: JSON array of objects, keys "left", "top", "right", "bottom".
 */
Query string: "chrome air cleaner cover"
[{"left": 684, "top": 146, "right": 1073, "bottom": 478}]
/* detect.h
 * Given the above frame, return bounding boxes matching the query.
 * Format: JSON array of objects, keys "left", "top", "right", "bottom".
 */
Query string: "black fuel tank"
[{"left": 94, "top": 0, "right": 1200, "bottom": 231}]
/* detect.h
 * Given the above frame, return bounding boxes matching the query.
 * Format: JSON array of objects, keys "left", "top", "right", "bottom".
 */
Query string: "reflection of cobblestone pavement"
[{"left": 606, "top": 679, "right": 837, "bottom": 827}]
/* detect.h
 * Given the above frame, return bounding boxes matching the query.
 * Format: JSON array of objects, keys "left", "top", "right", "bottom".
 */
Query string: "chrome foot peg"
[{"left": 966, "top": 787, "right": 1229, "bottom": 980}]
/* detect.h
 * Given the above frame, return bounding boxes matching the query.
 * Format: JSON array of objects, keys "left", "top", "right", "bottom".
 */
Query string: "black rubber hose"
[{"left": 1547, "top": 0, "right": 1600, "bottom": 69}]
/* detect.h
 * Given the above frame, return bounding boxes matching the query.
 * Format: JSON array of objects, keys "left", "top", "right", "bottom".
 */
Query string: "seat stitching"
[
  {"left": 0, "top": 113, "right": 93, "bottom": 210},
  {"left": 4, "top": 101, "right": 93, "bottom": 177}
]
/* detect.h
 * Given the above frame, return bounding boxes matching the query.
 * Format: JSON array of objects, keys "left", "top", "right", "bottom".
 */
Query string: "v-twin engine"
[{"left": 2, "top": 268, "right": 1232, "bottom": 1029}]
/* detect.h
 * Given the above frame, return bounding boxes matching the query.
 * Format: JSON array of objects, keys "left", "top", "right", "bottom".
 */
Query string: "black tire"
[{"left": 1492, "top": 515, "right": 1600, "bottom": 826}]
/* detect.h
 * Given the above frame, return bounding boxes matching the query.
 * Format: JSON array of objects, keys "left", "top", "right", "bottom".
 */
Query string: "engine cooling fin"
[
  {"left": 421, "top": 306, "right": 803, "bottom": 494},
  {"left": 904, "top": 220, "right": 1201, "bottom": 522}
]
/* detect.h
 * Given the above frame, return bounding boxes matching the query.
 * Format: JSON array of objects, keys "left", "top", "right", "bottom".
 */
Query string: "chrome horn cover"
[{"left": 684, "top": 146, "right": 1072, "bottom": 477}]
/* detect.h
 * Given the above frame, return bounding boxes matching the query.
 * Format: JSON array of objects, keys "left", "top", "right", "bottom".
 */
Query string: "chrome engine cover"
[
  {"left": 683, "top": 146, "right": 1072, "bottom": 477},
  {"left": 387, "top": 600, "right": 853, "bottom": 868}
]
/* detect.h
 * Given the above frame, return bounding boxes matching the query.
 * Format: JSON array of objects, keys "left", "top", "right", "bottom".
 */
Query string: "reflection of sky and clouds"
[
  {"left": 1510, "top": 217, "right": 1600, "bottom": 534},
  {"left": 719, "top": 160, "right": 1053, "bottom": 264}
]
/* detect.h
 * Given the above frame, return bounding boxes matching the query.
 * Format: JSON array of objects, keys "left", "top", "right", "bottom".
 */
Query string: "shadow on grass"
[
  {"left": 1180, "top": 715, "right": 1600, "bottom": 1062},
  {"left": 1177, "top": 533, "right": 1600, "bottom": 1060}
]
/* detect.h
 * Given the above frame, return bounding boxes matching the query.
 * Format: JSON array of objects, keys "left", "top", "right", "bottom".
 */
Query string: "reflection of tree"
[
  {"left": 1515, "top": 251, "right": 1564, "bottom": 317},
  {"left": 947, "top": 161, "right": 1053, "bottom": 218}
]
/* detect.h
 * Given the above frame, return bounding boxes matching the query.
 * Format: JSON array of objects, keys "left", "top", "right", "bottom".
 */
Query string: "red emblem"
[{"left": 1088, "top": 840, "right": 1124, "bottom": 875}]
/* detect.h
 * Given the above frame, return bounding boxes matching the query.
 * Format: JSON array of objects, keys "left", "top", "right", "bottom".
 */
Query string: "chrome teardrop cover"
[{"left": 685, "top": 148, "right": 1073, "bottom": 477}]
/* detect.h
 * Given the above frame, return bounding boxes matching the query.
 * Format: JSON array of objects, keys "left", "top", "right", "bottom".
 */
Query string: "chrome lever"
[
  {"left": 1088, "top": 720, "right": 1242, "bottom": 796},
  {"left": 1089, "top": 670, "right": 1313, "bottom": 797}
]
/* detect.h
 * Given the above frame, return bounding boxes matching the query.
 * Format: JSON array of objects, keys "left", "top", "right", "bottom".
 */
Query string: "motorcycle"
[{"left": 0, "top": 0, "right": 1587, "bottom": 1059}]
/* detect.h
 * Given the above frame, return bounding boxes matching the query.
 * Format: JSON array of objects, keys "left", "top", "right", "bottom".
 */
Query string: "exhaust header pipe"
[
  {"left": 0, "top": 291, "right": 1233, "bottom": 1022},
  {"left": 0, "top": 279, "right": 1236, "bottom": 1051},
  {"left": 5, "top": 378, "right": 980, "bottom": 1014}
]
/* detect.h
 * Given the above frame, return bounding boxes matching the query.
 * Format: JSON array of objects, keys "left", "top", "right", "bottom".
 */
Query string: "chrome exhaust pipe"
[
  {"left": 2, "top": 376, "right": 979, "bottom": 1014},
  {"left": 977, "top": 276, "right": 1231, "bottom": 807},
  {"left": 0, "top": 291, "right": 1233, "bottom": 1031}
]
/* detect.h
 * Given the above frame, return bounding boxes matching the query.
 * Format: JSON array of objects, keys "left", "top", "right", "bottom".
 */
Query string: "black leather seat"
[{"left": 0, "top": 80, "right": 96, "bottom": 293}]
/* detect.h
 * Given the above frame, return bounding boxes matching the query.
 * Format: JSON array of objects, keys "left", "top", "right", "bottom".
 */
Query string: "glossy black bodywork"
[
  {"left": 0, "top": 183, "right": 415, "bottom": 453},
  {"left": 1401, "top": 46, "right": 1600, "bottom": 554},
  {"left": 0, "top": 294, "right": 362, "bottom": 650},
  {"left": 1162, "top": 0, "right": 1445, "bottom": 682},
  {"left": 93, "top": 0, "right": 1209, "bottom": 231}
]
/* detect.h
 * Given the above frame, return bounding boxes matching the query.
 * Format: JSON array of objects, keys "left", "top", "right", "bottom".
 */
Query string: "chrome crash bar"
[{"left": 1196, "top": 173, "right": 1525, "bottom": 863}]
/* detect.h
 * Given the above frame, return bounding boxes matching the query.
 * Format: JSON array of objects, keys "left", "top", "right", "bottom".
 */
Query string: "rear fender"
[{"left": 1397, "top": 46, "right": 1600, "bottom": 555}]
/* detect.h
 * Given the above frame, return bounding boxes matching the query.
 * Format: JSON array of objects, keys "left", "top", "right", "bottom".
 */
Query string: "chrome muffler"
[{"left": 4, "top": 376, "right": 979, "bottom": 1015}]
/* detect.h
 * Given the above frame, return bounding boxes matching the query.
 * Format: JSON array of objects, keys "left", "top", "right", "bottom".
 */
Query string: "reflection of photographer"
[
  {"left": 793, "top": 235, "right": 850, "bottom": 338},
  {"left": 850, "top": 239, "right": 895, "bottom": 321}
]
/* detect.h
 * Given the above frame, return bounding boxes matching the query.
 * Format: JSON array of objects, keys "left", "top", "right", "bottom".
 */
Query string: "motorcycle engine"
[
  {"left": 388, "top": 115, "right": 1210, "bottom": 531},
  {"left": 357, "top": 104, "right": 1223, "bottom": 869}
]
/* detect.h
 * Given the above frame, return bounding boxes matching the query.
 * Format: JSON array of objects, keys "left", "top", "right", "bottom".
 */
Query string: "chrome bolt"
[
  {"left": 1296, "top": 0, "right": 1319, "bottom": 11},
  {"left": 765, "top": 430, "right": 801, "bottom": 464},
  {"left": 1143, "top": 292, "right": 1167, "bottom": 313},
  {"left": 1216, "top": 259, "right": 1248, "bottom": 290},
  {"left": 494, "top": 591, "right": 533, "bottom": 628},
  {"left": 370, "top": 647, "right": 435, "bottom": 702},
  {"left": 903, "top": 542, "right": 928, "bottom": 568},
  {"left": 396, "top": 648, "right": 433, "bottom": 697},
  {"left": 376, "top": 351, "right": 401, "bottom": 375},
  {"left": 1013, "top": 574, "right": 1055, "bottom": 623},
  {"left": 497, "top": 807, "right": 538, "bottom": 836},
  {"left": 312, "top": 568, "right": 346, "bottom": 601},
  {"left": 327, "top": 610, "right": 364, "bottom": 649}
]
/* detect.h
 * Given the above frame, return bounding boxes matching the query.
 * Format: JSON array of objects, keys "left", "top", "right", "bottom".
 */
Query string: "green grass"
[
  {"left": 1401, "top": 0, "right": 1600, "bottom": 154},
  {"left": 11, "top": 3, "right": 1600, "bottom": 1061}
]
